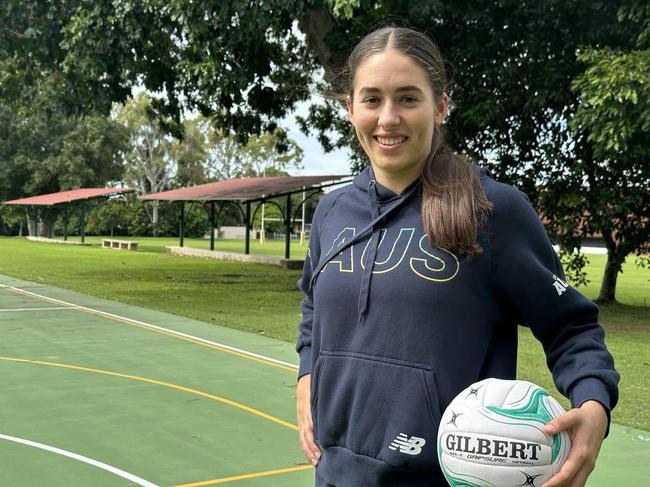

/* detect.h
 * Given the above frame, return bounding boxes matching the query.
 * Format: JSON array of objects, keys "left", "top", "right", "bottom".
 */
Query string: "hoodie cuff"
[
  {"left": 568, "top": 377, "right": 613, "bottom": 438},
  {"left": 298, "top": 346, "right": 312, "bottom": 380}
]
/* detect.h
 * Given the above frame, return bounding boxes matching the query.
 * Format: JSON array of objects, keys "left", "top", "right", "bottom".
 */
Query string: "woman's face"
[{"left": 347, "top": 49, "right": 447, "bottom": 186}]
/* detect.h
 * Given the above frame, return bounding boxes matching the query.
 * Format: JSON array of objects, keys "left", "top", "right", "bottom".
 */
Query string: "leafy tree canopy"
[
  {"left": 2, "top": 0, "right": 647, "bottom": 301},
  {"left": 0, "top": 64, "right": 128, "bottom": 200}
]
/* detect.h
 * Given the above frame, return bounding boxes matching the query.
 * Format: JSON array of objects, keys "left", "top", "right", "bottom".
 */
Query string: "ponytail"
[{"left": 420, "top": 125, "right": 493, "bottom": 256}]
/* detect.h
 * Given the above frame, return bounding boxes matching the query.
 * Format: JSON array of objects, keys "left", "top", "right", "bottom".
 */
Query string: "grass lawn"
[
  {"left": 57, "top": 235, "right": 310, "bottom": 257},
  {"left": 0, "top": 236, "right": 648, "bottom": 430},
  {"left": 0, "top": 236, "right": 306, "bottom": 340}
]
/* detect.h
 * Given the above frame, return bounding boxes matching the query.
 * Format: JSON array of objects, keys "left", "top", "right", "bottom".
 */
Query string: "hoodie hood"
[{"left": 353, "top": 165, "right": 422, "bottom": 202}]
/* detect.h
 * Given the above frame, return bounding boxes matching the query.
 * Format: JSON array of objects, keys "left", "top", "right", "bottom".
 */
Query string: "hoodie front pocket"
[
  {"left": 314, "top": 350, "right": 442, "bottom": 471},
  {"left": 310, "top": 354, "right": 325, "bottom": 436}
]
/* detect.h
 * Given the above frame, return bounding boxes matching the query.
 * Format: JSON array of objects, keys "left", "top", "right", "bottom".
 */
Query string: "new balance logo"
[
  {"left": 388, "top": 433, "right": 426, "bottom": 455},
  {"left": 552, "top": 274, "right": 569, "bottom": 296}
]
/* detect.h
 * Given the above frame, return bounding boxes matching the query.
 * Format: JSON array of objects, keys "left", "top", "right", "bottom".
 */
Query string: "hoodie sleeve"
[
  {"left": 295, "top": 195, "right": 328, "bottom": 380},
  {"left": 488, "top": 183, "right": 619, "bottom": 434}
]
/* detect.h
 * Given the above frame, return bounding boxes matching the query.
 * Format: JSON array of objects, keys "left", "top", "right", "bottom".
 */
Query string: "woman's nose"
[{"left": 378, "top": 101, "right": 400, "bottom": 128}]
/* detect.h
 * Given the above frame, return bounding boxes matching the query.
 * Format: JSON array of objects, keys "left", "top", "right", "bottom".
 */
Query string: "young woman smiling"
[{"left": 295, "top": 26, "right": 618, "bottom": 487}]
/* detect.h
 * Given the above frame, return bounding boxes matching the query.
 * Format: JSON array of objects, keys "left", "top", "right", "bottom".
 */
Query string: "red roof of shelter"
[
  {"left": 3, "top": 188, "right": 133, "bottom": 206},
  {"left": 140, "top": 175, "right": 351, "bottom": 201}
]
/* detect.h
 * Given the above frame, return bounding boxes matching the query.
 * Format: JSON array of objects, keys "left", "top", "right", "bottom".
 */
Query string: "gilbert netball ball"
[{"left": 437, "top": 378, "right": 571, "bottom": 487}]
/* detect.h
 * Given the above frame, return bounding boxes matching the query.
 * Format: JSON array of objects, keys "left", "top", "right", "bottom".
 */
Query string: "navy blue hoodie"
[{"left": 295, "top": 165, "right": 619, "bottom": 487}]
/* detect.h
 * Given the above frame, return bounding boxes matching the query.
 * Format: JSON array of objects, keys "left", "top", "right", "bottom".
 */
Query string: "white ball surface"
[{"left": 437, "top": 378, "right": 571, "bottom": 487}]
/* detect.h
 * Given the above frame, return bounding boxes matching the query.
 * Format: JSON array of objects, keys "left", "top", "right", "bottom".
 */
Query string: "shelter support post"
[
  {"left": 285, "top": 194, "right": 292, "bottom": 259},
  {"left": 301, "top": 187, "right": 306, "bottom": 246},
  {"left": 80, "top": 202, "right": 85, "bottom": 244},
  {"left": 48, "top": 207, "right": 54, "bottom": 239},
  {"left": 245, "top": 201, "right": 251, "bottom": 255},
  {"left": 63, "top": 205, "right": 69, "bottom": 241},
  {"left": 210, "top": 201, "right": 216, "bottom": 251},
  {"left": 179, "top": 201, "right": 185, "bottom": 248}
]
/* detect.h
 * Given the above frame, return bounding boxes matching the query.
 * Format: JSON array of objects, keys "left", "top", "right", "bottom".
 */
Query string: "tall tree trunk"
[
  {"left": 597, "top": 231, "right": 626, "bottom": 304},
  {"left": 25, "top": 210, "right": 32, "bottom": 236},
  {"left": 40, "top": 218, "right": 52, "bottom": 238},
  {"left": 298, "top": 9, "right": 346, "bottom": 78},
  {"left": 152, "top": 200, "right": 159, "bottom": 237},
  {"left": 597, "top": 251, "right": 621, "bottom": 304},
  {"left": 37, "top": 208, "right": 45, "bottom": 237},
  {"left": 27, "top": 216, "right": 37, "bottom": 236},
  {"left": 38, "top": 208, "right": 56, "bottom": 238}
]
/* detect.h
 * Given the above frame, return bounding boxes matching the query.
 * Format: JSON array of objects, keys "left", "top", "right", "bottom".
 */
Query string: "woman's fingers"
[
  {"left": 300, "top": 415, "right": 321, "bottom": 465},
  {"left": 298, "top": 404, "right": 319, "bottom": 463},
  {"left": 540, "top": 456, "right": 580, "bottom": 486},
  {"left": 541, "top": 410, "right": 582, "bottom": 487},
  {"left": 543, "top": 407, "right": 579, "bottom": 436},
  {"left": 541, "top": 402, "right": 606, "bottom": 487},
  {"left": 296, "top": 374, "right": 321, "bottom": 465}
]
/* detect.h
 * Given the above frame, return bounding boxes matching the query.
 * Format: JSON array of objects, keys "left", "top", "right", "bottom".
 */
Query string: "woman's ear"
[
  {"left": 346, "top": 96, "right": 354, "bottom": 123},
  {"left": 434, "top": 93, "right": 449, "bottom": 125}
]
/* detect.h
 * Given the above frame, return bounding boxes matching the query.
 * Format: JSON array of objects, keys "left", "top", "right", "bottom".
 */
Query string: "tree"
[
  {"left": 0, "top": 205, "right": 27, "bottom": 236},
  {"left": 85, "top": 198, "right": 128, "bottom": 237},
  {"left": 5, "top": 0, "right": 646, "bottom": 299},
  {"left": 0, "top": 66, "right": 128, "bottom": 236},
  {"left": 115, "top": 92, "right": 175, "bottom": 237},
  {"left": 169, "top": 117, "right": 209, "bottom": 187},
  {"left": 0, "top": 1, "right": 128, "bottom": 236},
  {"left": 205, "top": 130, "right": 246, "bottom": 182},
  {"left": 207, "top": 127, "right": 304, "bottom": 181},
  {"left": 557, "top": 2, "right": 650, "bottom": 303},
  {"left": 301, "top": 0, "right": 648, "bottom": 303},
  {"left": 61, "top": 0, "right": 315, "bottom": 139}
]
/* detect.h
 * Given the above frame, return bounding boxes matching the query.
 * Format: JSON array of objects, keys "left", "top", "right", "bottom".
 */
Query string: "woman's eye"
[
  {"left": 363, "top": 97, "right": 380, "bottom": 105},
  {"left": 402, "top": 96, "right": 417, "bottom": 104}
]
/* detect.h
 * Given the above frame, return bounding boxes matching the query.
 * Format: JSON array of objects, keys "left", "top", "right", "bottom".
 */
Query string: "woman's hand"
[
  {"left": 296, "top": 373, "right": 321, "bottom": 466},
  {"left": 540, "top": 400, "right": 609, "bottom": 487}
]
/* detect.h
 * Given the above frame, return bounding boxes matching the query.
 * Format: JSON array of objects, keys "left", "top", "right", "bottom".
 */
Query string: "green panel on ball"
[{"left": 486, "top": 387, "right": 561, "bottom": 463}]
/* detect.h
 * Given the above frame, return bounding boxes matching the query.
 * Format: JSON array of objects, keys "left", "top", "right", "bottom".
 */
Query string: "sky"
[
  {"left": 130, "top": 84, "right": 354, "bottom": 189},
  {"left": 283, "top": 98, "right": 353, "bottom": 178}
]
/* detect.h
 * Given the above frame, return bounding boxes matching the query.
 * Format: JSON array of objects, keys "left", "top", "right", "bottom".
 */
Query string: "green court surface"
[
  {"left": 0, "top": 274, "right": 647, "bottom": 486},
  {"left": 0, "top": 274, "right": 312, "bottom": 486}
]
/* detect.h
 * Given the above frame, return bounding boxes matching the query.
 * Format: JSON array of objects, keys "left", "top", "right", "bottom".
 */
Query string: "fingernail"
[{"left": 311, "top": 458, "right": 318, "bottom": 466}]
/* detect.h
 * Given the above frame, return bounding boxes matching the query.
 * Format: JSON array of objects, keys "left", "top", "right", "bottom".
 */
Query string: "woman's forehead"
[{"left": 353, "top": 49, "right": 430, "bottom": 93}]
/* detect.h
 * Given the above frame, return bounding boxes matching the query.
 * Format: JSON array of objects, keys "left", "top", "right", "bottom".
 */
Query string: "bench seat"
[{"left": 102, "top": 239, "right": 138, "bottom": 251}]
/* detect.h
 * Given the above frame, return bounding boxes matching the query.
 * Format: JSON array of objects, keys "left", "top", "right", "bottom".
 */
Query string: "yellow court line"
[
  {"left": 3, "top": 286, "right": 297, "bottom": 373},
  {"left": 174, "top": 464, "right": 313, "bottom": 486},
  {"left": 0, "top": 356, "right": 297, "bottom": 432}
]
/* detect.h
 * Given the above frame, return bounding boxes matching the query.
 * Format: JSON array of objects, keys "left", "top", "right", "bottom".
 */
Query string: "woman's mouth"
[{"left": 374, "top": 136, "right": 407, "bottom": 148}]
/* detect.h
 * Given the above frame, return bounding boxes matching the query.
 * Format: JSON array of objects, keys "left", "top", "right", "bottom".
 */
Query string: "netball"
[{"left": 437, "top": 378, "right": 572, "bottom": 487}]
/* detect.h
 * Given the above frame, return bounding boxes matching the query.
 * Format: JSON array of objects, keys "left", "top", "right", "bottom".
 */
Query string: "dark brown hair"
[{"left": 330, "top": 26, "right": 492, "bottom": 256}]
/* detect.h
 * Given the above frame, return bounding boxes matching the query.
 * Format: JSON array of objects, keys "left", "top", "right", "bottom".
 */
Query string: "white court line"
[
  {"left": 2, "top": 284, "right": 299, "bottom": 370},
  {"left": 0, "top": 306, "right": 81, "bottom": 312},
  {"left": 0, "top": 433, "right": 159, "bottom": 487}
]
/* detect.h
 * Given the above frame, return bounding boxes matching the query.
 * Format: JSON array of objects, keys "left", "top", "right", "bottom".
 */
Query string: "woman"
[{"left": 295, "top": 26, "right": 618, "bottom": 487}]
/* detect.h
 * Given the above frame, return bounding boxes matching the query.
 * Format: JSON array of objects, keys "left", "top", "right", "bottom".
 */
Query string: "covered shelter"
[
  {"left": 141, "top": 175, "right": 352, "bottom": 259},
  {"left": 3, "top": 188, "right": 134, "bottom": 243}
]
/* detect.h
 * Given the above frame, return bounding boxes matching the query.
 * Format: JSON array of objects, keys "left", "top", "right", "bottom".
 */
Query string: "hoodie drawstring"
[
  {"left": 307, "top": 174, "right": 421, "bottom": 316},
  {"left": 358, "top": 179, "right": 380, "bottom": 321}
]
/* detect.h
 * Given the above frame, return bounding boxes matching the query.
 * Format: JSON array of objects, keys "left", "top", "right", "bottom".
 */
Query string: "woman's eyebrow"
[{"left": 358, "top": 85, "right": 425, "bottom": 94}]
